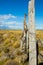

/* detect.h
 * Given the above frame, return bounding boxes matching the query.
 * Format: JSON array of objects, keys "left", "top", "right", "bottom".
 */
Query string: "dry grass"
[
  {"left": 36, "top": 30, "right": 43, "bottom": 41},
  {"left": 0, "top": 30, "right": 43, "bottom": 65}
]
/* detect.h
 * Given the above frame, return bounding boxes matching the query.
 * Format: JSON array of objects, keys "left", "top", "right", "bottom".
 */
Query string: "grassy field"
[
  {"left": 0, "top": 29, "right": 43, "bottom": 40},
  {"left": 0, "top": 30, "right": 43, "bottom": 65},
  {"left": 36, "top": 30, "right": 43, "bottom": 41}
]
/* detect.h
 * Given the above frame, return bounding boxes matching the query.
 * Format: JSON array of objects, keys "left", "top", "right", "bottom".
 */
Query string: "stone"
[
  {"left": 20, "top": 14, "right": 28, "bottom": 53},
  {"left": 28, "top": 0, "right": 37, "bottom": 65}
]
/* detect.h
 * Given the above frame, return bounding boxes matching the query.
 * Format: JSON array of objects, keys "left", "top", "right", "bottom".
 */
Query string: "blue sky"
[{"left": 0, "top": 0, "right": 43, "bottom": 30}]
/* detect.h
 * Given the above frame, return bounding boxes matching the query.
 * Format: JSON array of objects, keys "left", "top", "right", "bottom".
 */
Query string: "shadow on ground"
[{"left": 39, "top": 62, "right": 43, "bottom": 65}]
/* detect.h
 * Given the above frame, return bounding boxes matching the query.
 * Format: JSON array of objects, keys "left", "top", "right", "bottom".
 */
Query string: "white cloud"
[
  {"left": 36, "top": 24, "right": 43, "bottom": 29},
  {"left": 8, "top": 25, "right": 23, "bottom": 29},
  {"left": 8, "top": 26, "right": 17, "bottom": 29},
  {"left": 0, "top": 14, "right": 17, "bottom": 27},
  {"left": 0, "top": 21, "right": 16, "bottom": 25},
  {"left": 0, "top": 14, "right": 23, "bottom": 29},
  {"left": 0, "top": 25, "right": 3, "bottom": 27},
  {"left": 0, "top": 14, "right": 16, "bottom": 20},
  {"left": 0, "top": 20, "right": 23, "bottom": 29}
]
